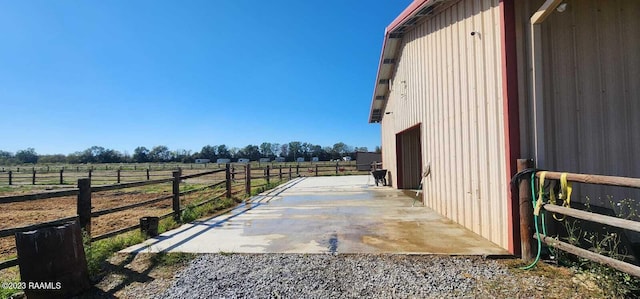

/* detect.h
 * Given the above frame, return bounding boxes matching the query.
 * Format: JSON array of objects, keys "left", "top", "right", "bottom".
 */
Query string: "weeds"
[
  {"left": 150, "top": 252, "right": 196, "bottom": 266},
  {"left": 83, "top": 231, "right": 146, "bottom": 277},
  {"left": 555, "top": 196, "right": 640, "bottom": 298}
]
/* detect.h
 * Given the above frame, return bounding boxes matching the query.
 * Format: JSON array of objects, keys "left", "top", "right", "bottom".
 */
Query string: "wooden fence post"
[
  {"left": 77, "top": 178, "right": 92, "bottom": 235},
  {"left": 296, "top": 164, "right": 299, "bottom": 175},
  {"left": 8, "top": 171, "right": 12, "bottom": 185},
  {"left": 518, "top": 158, "right": 535, "bottom": 261},
  {"left": 225, "top": 163, "right": 232, "bottom": 198},
  {"left": 88, "top": 169, "right": 92, "bottom": 180},
  {"left": 245, "top": 164, "right": 252, "bottom": 195},
  {"left": 288, "top": 166, "right": 292, "bottom": 180},
  {"left": 315, "top": 165, "right": 319, "bottom": 176},
  {"left": 279, "top": 165, "right": 283, "bottom": 180},
  {"left": 117, "top": 169, "right": 121, "bottom": 184},
  {"left": 266, "top": 165, "right": 270, "bottom": 185},
  {"left": 32, "top": 170, "right": 36, "bottom": 185},
  {"left": 59, "top": 169, "right": 64, "bottom": 185},
  {"left": 232, "top": 167, "right": 235, "bottom": 180},
  {"left": 336, "top": 162, "right": 339, "bottom": 175},
  {"left": 172, "top": 170, "right": 181, "bottom": 221}
]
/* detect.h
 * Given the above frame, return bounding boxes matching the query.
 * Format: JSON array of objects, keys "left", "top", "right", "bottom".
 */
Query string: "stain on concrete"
[{"left": 122, "top": 175, "right": 509, "bottom": 256}]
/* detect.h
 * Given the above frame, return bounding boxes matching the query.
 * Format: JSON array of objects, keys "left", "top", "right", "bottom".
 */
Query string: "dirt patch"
[{"left": 0, "top": 172, "right": 228, "bottom": 261}]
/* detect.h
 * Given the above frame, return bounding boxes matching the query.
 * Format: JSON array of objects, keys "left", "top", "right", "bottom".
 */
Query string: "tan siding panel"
[{"left": 379, "top": 0, "right": 507, "bottom": 249}]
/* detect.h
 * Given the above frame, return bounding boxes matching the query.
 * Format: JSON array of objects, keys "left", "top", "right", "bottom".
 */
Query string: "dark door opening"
[{"left": 396, "top": 125, "right": 422, "bottom": 189}]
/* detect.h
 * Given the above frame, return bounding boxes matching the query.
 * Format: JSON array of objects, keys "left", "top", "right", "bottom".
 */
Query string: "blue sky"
[{"left": 0, "top": 0, "right": 411, "bottom": 155}]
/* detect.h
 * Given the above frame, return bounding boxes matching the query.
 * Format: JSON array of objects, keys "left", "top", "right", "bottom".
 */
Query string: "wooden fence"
[
  {"left": 0, "top": 163, "right": 302, "bottom": 271},
  {"left": 516, "top": 159, "right": 640, "bottom": 277},
  {"left": 0, "top": 161, "right": 376, "bottom": 271},
  {"left": 0, "top": 161, "right": 364, "bottom": 186}
]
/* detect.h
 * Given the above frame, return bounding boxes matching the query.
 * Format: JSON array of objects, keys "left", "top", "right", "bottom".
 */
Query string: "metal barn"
[{"left": 369, "top": 0, "right": 640, "bottom": 254}]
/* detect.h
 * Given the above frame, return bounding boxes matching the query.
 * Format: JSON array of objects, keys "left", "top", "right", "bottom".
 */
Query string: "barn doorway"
[{"left": 396, "top": 125, "right": 422, "bottom": 189}]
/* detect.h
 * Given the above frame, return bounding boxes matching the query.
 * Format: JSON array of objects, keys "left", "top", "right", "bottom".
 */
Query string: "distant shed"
[{"left": 355, "top": 152, "right": 381, "bottom": 171}]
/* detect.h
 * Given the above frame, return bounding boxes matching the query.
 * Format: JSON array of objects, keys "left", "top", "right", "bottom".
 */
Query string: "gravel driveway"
[{"left": 147, "top": 253, "right": 598, "bottom": 299}]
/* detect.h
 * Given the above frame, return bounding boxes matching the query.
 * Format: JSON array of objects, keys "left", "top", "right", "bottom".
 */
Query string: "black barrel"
[{"left": 140, "top": 216, "right": 159, "bottom": 237}]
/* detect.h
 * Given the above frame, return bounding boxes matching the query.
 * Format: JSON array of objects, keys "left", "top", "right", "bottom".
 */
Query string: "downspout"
[{"left": 530, "top": 0, "right": 562, "bottom": 168}]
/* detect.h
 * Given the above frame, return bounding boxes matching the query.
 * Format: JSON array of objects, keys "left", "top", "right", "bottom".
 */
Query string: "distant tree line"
[{"left": 0, "top": 143, "right": 382, "bottom": 165}]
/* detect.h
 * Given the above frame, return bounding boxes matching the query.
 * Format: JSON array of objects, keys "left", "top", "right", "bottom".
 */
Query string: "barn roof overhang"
[{"left": 368, "top": 0, "right": 446, "bottom": 123}]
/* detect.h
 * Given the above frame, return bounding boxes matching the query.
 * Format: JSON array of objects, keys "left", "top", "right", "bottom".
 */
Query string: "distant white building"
[
  {"left": 216, "top": 158, "right": 231, "bottom": 164},
  {"left": 296, "top": 157, "right": 305, "bottom": 162},
  {"left": 259, "top": 158, "right": 270, "bottom": 163},
  {"left": 311, "top": 157, "right": 319, "bottom": 162},
  {"left": 237, "top": 158, "right": 250, "bottom": 163},
  {"left": 274, "top": 157, "right": 285, "bottom": 162},
  {"left": 195, "top": 159, "right": 210, "bottom": 164}
]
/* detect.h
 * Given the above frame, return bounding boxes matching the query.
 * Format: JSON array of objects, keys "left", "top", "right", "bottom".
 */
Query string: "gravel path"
[{"left": 156, "top": 254, "right": 511, "bottom": 299}]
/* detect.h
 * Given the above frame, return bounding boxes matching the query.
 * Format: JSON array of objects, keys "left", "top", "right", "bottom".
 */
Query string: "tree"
[
  {"left": 242, "top": 144, "right": 261, "bottom": 161},
  {"left": 40, "top": 153, "right": 66, "bottom": 163},
  {"left": 259, "top": 142, "right": 273, "bottom": 158},
  {"left": 217, "top": 145, "right": 230, "bottom": 159},
  {"left": 174, "top": 149, "right": 193, "bottom": 163},
  {"left": 66, "top": 152, "right": 83, "bottom": 164},
  {"left": 97, "top": 149, "right": 123, "bottom": 163},
  {"left": 279, "top": 144, "right": 288, "bottom": 159},
  {"left": 270, "top": 143, "right": 280, "bottom": 158},
  {"left": 288, "top": 141, "right": 302, "bottom": 161},
  {"left": 375, "top": 146, "right": 382, "bottom": 154},
  {"left": 229, "top": 147, "right": 239, "bottom": 159},
  {"left": 0, "top": 150, "right": 16, "bottom": 165},
  {"left": 354, "top": 147, "right": 369, "bottom": 153},
  {"left": 15, "top": 148, "right": 38, "bottom": 164},
  {"left": 199, "top": 145, "right": 217, "bottom": 160},
  {"left": 133, "top": 146, "right": 150, "bottom": 163},
  {"left": 149, "top": 145, "right": 172, "bottom": 162}
]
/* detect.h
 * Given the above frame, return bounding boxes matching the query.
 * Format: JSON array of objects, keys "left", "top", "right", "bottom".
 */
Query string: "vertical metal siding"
[
  {"left": 380, "top": 0, "right": 508, "bottom": 249},
  {"left": 515, "top": 0, "right": 640, "bottom": 206}
]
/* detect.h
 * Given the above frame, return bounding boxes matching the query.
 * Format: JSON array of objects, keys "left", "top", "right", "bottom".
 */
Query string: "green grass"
[
  {"left": 84, "top": 231, "right": 146, "bottom": 276},
  {"left": 0, "top": 280, "right": 20, "bottom": 299},
  {"left": 149, "top": 252, "right": 196, "bottom": 266}
]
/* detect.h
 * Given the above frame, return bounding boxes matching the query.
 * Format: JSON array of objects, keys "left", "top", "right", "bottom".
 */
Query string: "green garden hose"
[{"left": 520, "top": 171, "right": 548, "bottom": 270}]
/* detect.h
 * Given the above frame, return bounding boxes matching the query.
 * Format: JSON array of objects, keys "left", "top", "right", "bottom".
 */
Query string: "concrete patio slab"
[{"left": 122, "top": 175, "right": 509, "bottom": 255}]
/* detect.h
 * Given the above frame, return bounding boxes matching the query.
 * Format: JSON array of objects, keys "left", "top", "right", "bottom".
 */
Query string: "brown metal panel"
[{"left": 530, "top": 0, "right": 640, "bottom": 208}]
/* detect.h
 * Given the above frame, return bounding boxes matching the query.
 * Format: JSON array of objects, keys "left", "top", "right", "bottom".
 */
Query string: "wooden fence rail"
[
  {"left": 517, "top": 159, "right": 640, "bottom": 278},
  {"left": 0, "top": 162, "right": 310, "bottom": 271},
  {"left": 0, "top": 161, "right": 367, "bottom": 271}
]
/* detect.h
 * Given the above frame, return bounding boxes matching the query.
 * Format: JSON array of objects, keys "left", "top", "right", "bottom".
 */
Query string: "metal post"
[
  {"left": 59, "top": 169, "right": 64, "bottom": 185},
  {"left": 117, "top": 169, "right": 121, "bottom": 184},
  {"left": 77, "top": 178, "right": 92, "bottom": 235},
  {"left": 225, "top": 163, "right": 232, "bottom": 198},
  {"left": 172, "top": 170, "right": 181, "bottom": 221},
  {"left": 8, "top": 171, "right": 12, "bottom": 185},
  {"left": 32, "top": 170, "right": 36, "bottom": 185},
  {"left": 146, "top": 169, "right": 150, "bottom": 180},
  {"left": 518, "top": 158, "right": 535, "bottom": 261}
]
